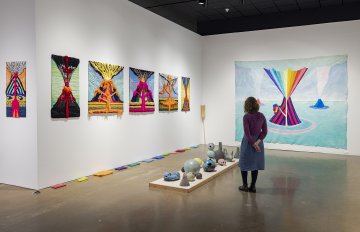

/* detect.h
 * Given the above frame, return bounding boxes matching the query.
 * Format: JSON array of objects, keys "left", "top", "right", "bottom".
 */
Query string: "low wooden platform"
[{"left": 149, "top": 159, "right": 239, "bottom": 193}]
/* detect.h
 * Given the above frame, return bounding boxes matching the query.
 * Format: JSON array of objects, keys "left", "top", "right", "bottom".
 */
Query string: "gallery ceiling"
[{"left": 128, "top": 0, "right": 360, "bottom": 35}]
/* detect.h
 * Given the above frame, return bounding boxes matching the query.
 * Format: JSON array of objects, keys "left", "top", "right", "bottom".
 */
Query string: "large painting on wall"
[
  {"left": 235, "top": 55, "right": 348, "bottom": 149},
  {"left": 181, "top": 77, "right": 190, "bottom": 112},
  {"left": 129, "top": 67, "right": 155, "bottom": 112},
  {"left": 51, "top": 54, "right": 80, "bottom": 118},
  {"left": 88, "top": 61, "right": 124, "bottom": 115},
  {"left": 6, "top": 61, "right": 26, "bottom": 118},
  {"left": 159, "top": 73, "right": 178, "bottom": 111}
]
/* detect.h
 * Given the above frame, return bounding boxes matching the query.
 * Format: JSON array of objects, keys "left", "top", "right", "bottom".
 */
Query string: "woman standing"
[{"left": 239, "top": 97, "right": 268, "bottom": 193}]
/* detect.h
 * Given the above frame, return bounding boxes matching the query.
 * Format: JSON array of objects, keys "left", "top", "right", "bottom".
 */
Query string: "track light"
[{"left": 198, "top": 0, "right": 207, "bottom": 7}]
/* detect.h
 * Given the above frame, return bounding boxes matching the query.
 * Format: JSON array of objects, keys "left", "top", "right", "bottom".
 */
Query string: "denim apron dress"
[{"left": 239, "top": 134, "right": 265, "bottom": 171}]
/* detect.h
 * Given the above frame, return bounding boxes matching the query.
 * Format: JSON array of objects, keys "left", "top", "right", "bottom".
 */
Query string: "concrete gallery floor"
[{"left": 1, "top": 145, "right": 360, "bottom": 232}]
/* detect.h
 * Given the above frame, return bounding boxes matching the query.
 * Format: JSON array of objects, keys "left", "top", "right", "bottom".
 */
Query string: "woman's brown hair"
[{"left": 244, "top": 96, "right": 259, "bottom": 113}]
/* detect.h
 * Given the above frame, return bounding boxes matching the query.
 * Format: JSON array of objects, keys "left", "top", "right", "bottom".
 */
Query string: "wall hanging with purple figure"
[{"left": 129, "top": 67, "right": 155, "bottom": 112}]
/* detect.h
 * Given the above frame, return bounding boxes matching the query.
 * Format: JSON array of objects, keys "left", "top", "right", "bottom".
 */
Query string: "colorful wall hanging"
[
  {"left": 159, "top": 73, "right": 178, "bottom": 111},
  {"left": 235, "top": 55, "right": 348, "bottom": 149},
  {"left": 181, "top": 77, "right": 190, "bottom": 112},
  {"left": 51, "top": 55, "right": 80, "bottom": 118},
  {"left": 129, "top": 67, "right": 155, "bottom": 112},
  {"left": 6, "top": 61, "right": 26, "bottom": 118},
  {"left": 88, "top": 61, "right": 124, "bottom": 115}
]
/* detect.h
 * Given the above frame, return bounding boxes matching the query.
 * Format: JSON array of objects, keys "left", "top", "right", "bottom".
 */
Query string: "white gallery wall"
[
  {"left": 202, "top": 20, "right": 360, "bottom": 155},
  {"left": 1, "top": 0, "right": 360, "bottom": 190},
  {"left": 0, "top": 0, "right": 38, "bottom": 189},
  {"left": 35, "top": 0, "right": 203, "bottom": 188}
]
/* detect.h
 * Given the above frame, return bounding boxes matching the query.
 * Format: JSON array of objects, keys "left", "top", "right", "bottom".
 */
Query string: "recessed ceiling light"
[
  {"left": 225, "top": 8, "right": 230, "bottom": 13},
  {"left": 198, "top": 0, "right": 207, "bottom": 6}
]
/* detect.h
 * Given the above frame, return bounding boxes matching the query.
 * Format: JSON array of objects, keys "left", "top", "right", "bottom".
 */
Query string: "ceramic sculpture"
[
  {"left": 180, "top": 173, "right": 190, "bottom": 186},
  {"left": 194, "top": 158, "right": 203, "bottom": 166},
  {"left": 207, "top": 143, "right": 216, "bottom": 161},
  {"left": 218, "top": 158, "right": 226, "bottom": 166},
  {"left": 163, "top": 171, "right": 180, "bottom": 181},
  {"left": 186, "top": 172, "right": 196, "bottom": 182},
  {"left": 203, "top": 159, "right": 216, "bottom": 172},
  {"left": 234, "top": 147, "right": 240, "bottom": 159},
  {"left": 184, "top": 159, "right": 201, "bottom": 174},
  {"left": 195, "top": 173, "right": 202, "bottom": 179},
  {"left": 224, "top": 149, "right": 234, "bottom": 162},
  {"left": 214, "top": 142, "right": 225, "bottom": 162}
]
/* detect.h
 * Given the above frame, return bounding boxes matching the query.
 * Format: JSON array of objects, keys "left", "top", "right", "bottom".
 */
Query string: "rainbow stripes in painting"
[{"left": 264, "top": 68, "right": 308, "bottom": 126}]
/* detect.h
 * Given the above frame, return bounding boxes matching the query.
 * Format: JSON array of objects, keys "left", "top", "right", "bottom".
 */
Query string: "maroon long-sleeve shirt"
[{"left": 243, "top": 112, "right": 268, "bottom": 145}]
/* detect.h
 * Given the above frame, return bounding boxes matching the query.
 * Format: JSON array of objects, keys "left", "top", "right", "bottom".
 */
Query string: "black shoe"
[
  {"left": 248, "top": 186, "right": 256, "bottom": 193},
  {"left": 238, "top": 185, "right": 249, "bottom": 192}
]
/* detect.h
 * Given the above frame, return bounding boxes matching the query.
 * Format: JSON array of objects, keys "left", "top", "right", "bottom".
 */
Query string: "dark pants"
[{"left": 241, "top": 170, "right": 258, "bottom": 187}]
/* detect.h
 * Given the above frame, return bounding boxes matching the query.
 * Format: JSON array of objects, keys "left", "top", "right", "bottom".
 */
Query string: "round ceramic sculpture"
[
  {"left": 218, "top": 158, "right": 226, "bottom": 166},
  {"left": 194, "top": 158, "right": 203, "bottom": 166},
  {"left": 195, "top": 173, "right": 202, "bottom": 179},
  {"left": 186, "top": 172, "right": 196, "bottom": 182},
  {"left": 208, "top": 143, "right": 215, "bottom": 150},
  {"left": 207, "top": 143, "right": 216, "bottom": 160},
  {"left": 203, "top": 159, "right": 216, "bottom": 172},
  {"left": 184, "top": 159, "right": 201, "bottom": 174}
]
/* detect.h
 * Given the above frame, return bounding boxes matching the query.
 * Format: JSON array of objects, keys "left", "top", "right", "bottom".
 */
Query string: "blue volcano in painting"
[{"left": 310, "top": 99, "right": 329, "bottom": 109}]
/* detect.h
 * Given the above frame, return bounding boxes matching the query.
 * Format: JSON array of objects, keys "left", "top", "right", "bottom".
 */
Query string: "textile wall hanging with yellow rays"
[{"left": 88, "top": 61, "right": 124, "bottom": 115}]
